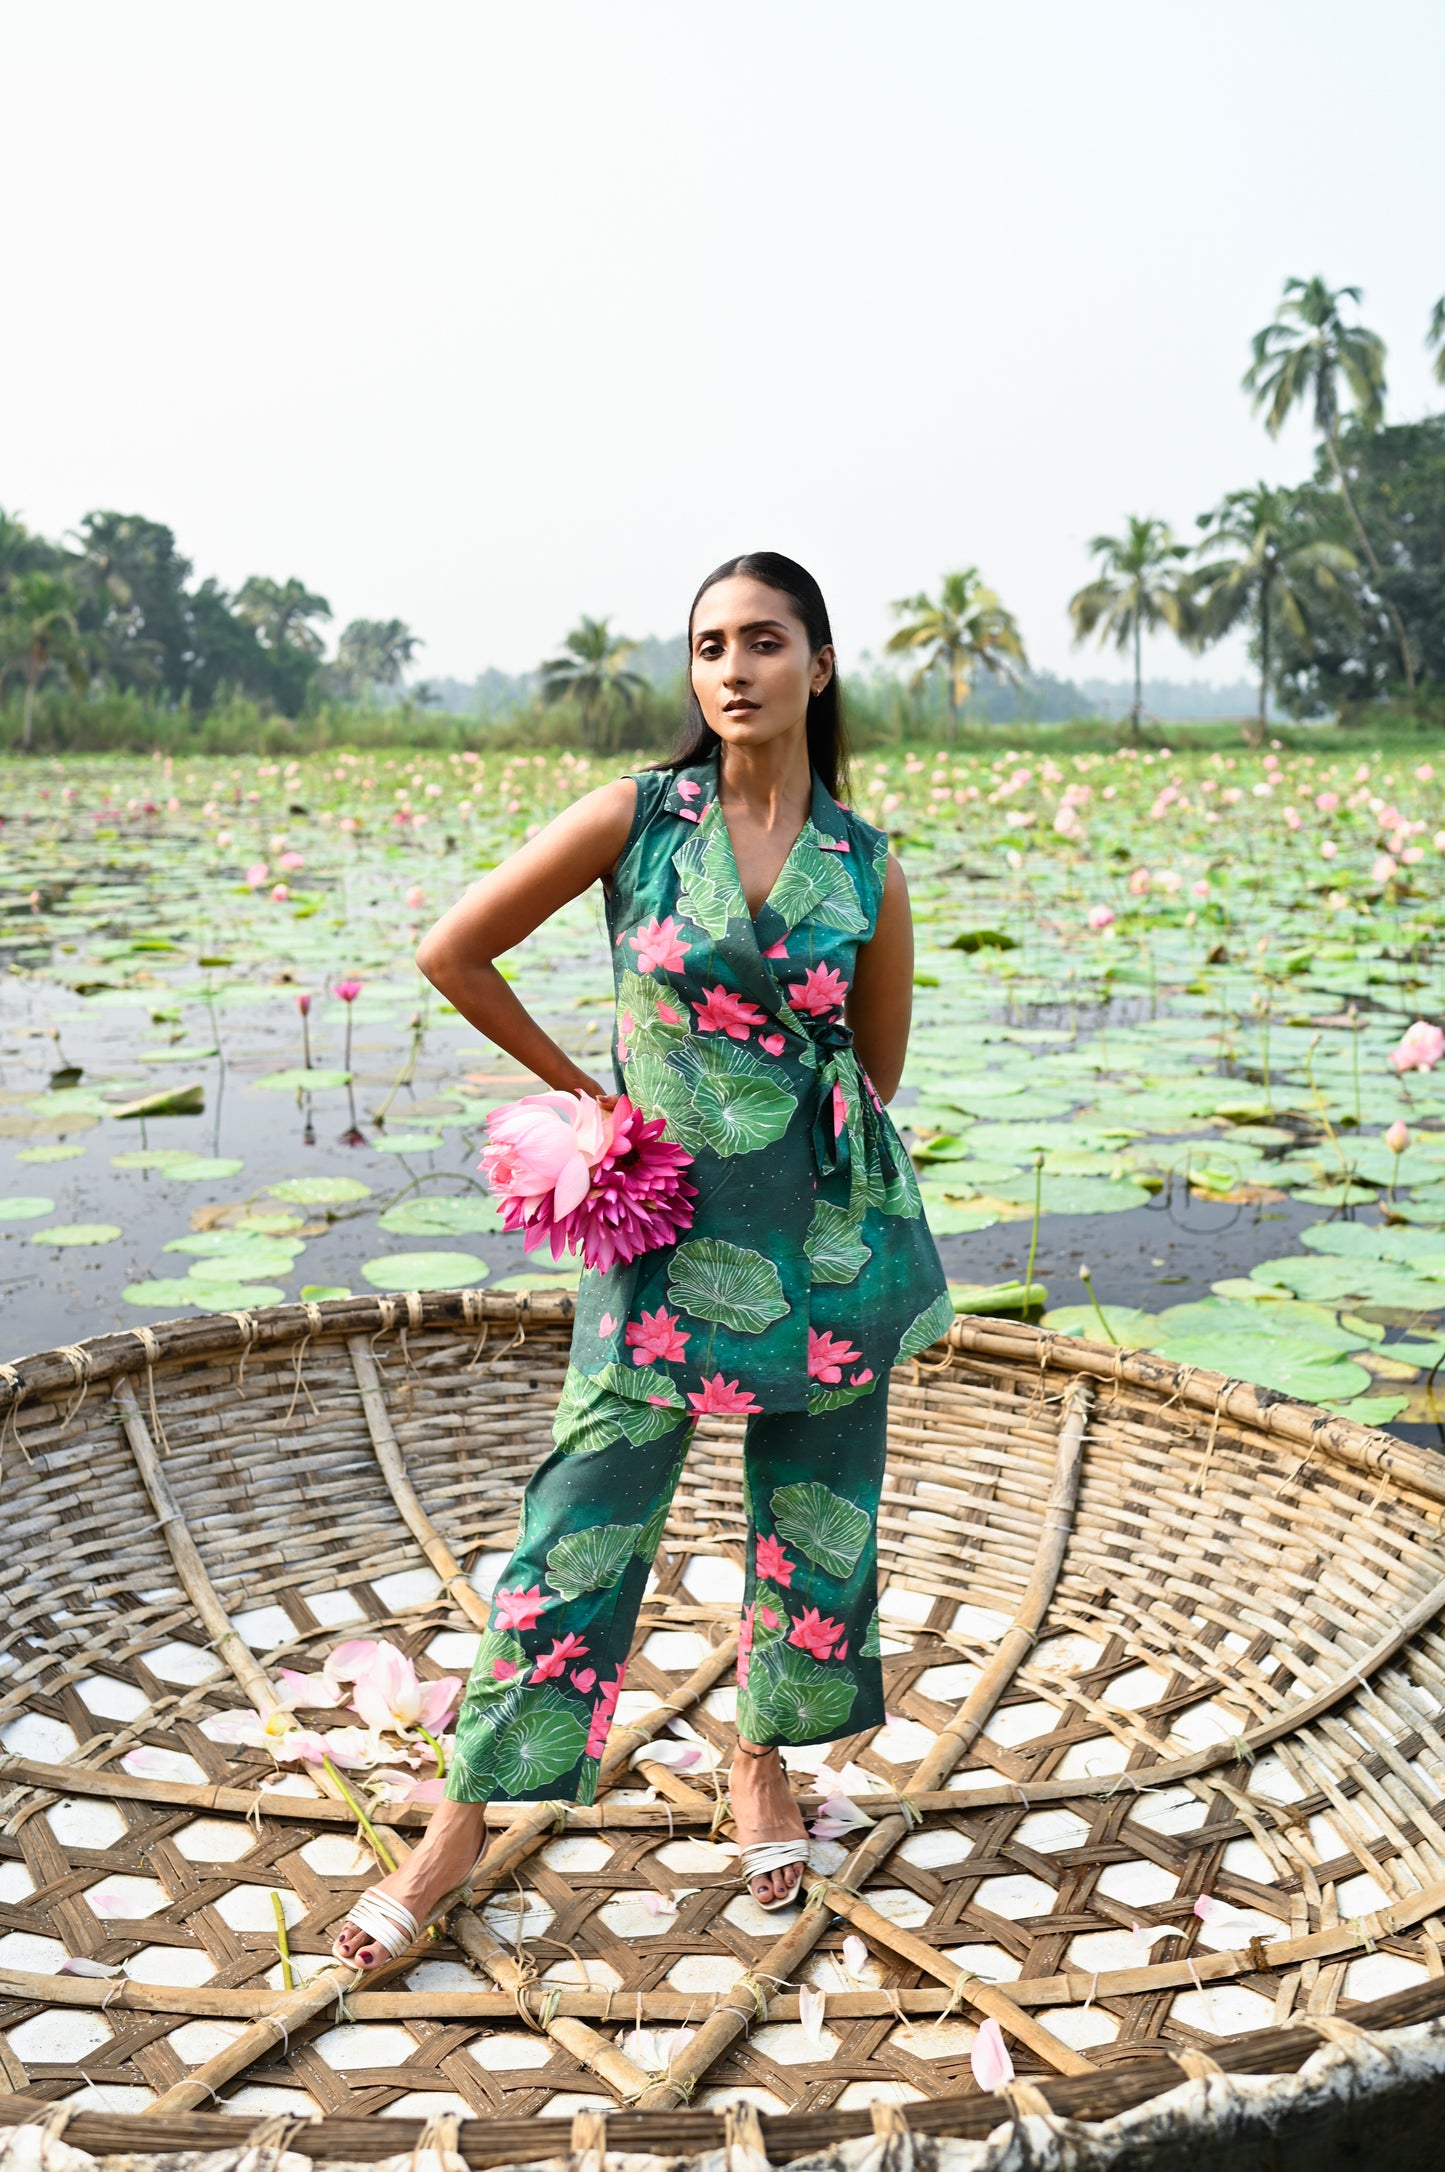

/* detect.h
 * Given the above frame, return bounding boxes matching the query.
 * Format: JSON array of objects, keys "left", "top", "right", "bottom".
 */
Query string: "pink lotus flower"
[
  {"left": 491, "top": 1658, "right": 519, "bottom": 1681},
  {"left": 333, "top": 978, "right": 363, "bottom": 1002},
  {"left": 245, "top": 861, "right": 269, "bottom": 888},
  {"left": 297, "top": 992, "right": 312, "bottom": 1016},
  {"left": 586, "top": 1664, "right": 627, "bottom": 1759},
  {"left": 788, "top": 1607, "right": 846, "bottom": 1660},
  {"left": 787, "top": 962, "right": 849, "bottom": 1016},
  {"left": 626, "top": 1304, "right": 691, "bottom": 1367},
  {"left": 571, "top": 1667, "right": 596, "bottom": 1693},
  {"left": 276, "top": 1667, "right": 347, "bottom": 1709},
  {"left": 531, "top": 1631, "right": 590, "bottom": 1684},
  {"left": 1087, "top": 904, "right": 1115, "bottom": 931},
  {"left": 405, "top": 884, "right": 425, "bottom": 909},
  {"left": 494, "top": 1583, "right": 550, "bottom": 1632},
  {"left": 483, "top": 1090, "right": 608, "bottom": 1223},
  {"left": 677, "top": 778, "right": 701, "bottom": 800},
  {"left": 687, "top": 1372, "right": 763, "bottom": 1416},
  {"left": 629, "top": 915, "right": 691, "bottom": 974},
  {"left": 656, "top": 1000, "right": 681, "bottom": 1024},
  {"left": 366, "top": 1770, "right": 448, "bottom": 1805},
  {"left": 693, "top": 984, "right": 767, "bottom": 1038},
  {"left": 1373, "top": 853, "right": 1398, "bottom": 882},
  {"left": 1391, "top": 1021, "right": 1445, "bottom": 1074},
  {"left": 759, "top": 1033, "right": 786, "bottom": 1056},
  {"left": 808, "top": 1327, "right": 863, "bottom": 1383},
  {"left": 1127, "top": 868, "right": 1151, "bottom": 896},
  {"left": 484, "top": 1092, "right": 696, "bottom": 1273},
  {"left": 1316, "top": 790, "right": 1340, "bottom": 811},
  {"left": 1387, "top": 1120, "right": 1410, "bottom": 1154},
  {"left": 971, "top": 2016, "right": 1014, "bottom": 2092},
  {"left": 754, "top": 1533, "right": 795, "bottom": 1586},
  {"left": 1416, "top": 764, "right": 1434, "bottom": 782},
  {"left": 599, "top": 1311, "right": 618, "bottom": 1337},
  {"left": 270, "top": 884, "right": 290, "bottom": 903},
  {"left": 278, "top": 850, "right": 305, "bottom": 871},
  {"left": 328, "top": 1638, "right": 461, "bottom": 1736}
]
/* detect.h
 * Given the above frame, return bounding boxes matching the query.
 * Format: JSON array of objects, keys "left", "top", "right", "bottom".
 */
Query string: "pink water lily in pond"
[
  {"left": 327, "top": 1637, "right": 462, "bottom": 1735},
  {"left": 333, "top": 978, "right": 363, "bottom": 1003},
  {"left": 1390, "top": 1020, "right": 1445, "bottom": 1073},
  {"left": 245, "top": 862, "right": 269, "bottom": 889}
]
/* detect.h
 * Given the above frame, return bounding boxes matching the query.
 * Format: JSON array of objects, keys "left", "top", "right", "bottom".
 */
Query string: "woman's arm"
[
  {"left": 845, "top": 853, "right": 913, "bottom": 1102},
  {"left": 415, "top": 777, "right": 637, "bottom": 1100}
]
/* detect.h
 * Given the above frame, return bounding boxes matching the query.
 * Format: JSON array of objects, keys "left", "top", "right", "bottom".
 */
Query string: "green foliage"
[{"left": 885, "top": 568, "right": 1028, "bottom": 731}]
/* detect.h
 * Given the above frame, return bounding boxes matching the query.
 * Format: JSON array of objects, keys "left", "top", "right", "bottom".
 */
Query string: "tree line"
[
  {"left": 0, "top": 510, "right": 427, "bottom": 749},
  {"left": 3, "top": 274, "right": 1442, "bottom": 752}
]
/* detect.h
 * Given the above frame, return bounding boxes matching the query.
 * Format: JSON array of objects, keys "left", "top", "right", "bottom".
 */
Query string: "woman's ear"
[{"left": 811, "top": 643, "right": 836, "bottom": 696}]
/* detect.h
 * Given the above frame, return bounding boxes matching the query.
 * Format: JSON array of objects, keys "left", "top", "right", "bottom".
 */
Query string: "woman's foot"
[
  {"left": 332, "top": 1799, "right": 488, "bottom": 1970},
  {"left": 730, "top": 1741, "right": 809, "bottom": 1907}
]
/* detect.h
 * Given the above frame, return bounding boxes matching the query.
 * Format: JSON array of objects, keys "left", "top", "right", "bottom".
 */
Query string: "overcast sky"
[{"left": 3, "top": 2, "right": 1441, "bottom": 688}]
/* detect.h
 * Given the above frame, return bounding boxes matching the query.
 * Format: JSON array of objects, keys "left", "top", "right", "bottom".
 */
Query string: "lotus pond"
[{"left": 4, "top": 737, "right": 1445, "bottom": 1449}]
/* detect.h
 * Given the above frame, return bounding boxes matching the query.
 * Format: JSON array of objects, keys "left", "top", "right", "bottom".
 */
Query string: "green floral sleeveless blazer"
[{"left": 554, "top": 754, "right": 952, "bottom": 1447}]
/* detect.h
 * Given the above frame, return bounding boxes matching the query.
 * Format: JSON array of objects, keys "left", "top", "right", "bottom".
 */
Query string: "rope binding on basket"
[{"left": 130, "top": 1325, "right": 173, "bottom": 1454}]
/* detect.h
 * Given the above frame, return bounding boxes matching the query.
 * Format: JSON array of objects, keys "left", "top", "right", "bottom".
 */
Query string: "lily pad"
[
  {"left": 299, "top": 1284, "right": 353, "bottom": 1302},
  {"left": 31, "top": 1224, "right": 122, "bottom": 1246},
  {"left": 164, "top": 1157, "right": 246, "bottom": 1182},
  {"left": 255, "top": 1067, "right": 353, "bottom": 1091},
  {"left": 18, "top": 1143, "right": 87, "bottom": 1164},
  {"left": 378, "top": 1196, "right": 505, "bottom": 1236},
  {"left": 360, "top": 1251, "right": 491, "bottom": 1291},
  {"left": 371, "top": 1132, "right": 444, "bottom": 1153},
  {"left": 268, "top": 1177, "right": 372, "bottom": 1206},
  {"left": 112, "top": 1149, "right": 197, "bottom": 1170},
  {"left": 0, "top": 1196, "right": 57, "bottom": 1221}
]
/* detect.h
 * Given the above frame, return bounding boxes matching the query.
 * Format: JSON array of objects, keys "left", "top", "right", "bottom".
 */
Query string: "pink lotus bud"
[
  {"left": 1386, "top": 1120, "right": 1410, "bottom": 1155},
  {"left": 334, "top": 979, "right": 363, "bottom": 1002},
  {"left": 1127, "top": 868, "right": 1151, "bottom": 895},
  {"left": 1087, "top": 904, "right": 1115, "bottom": 931},
  {"left": 245, "top": 861, "right": 268, "bottom": 888},
  {"left": 1373, "top": 853, "right": 1398, "bottom": 882},
  {"left": 405, "top": 885, "right": 426, "bottom": 909},
  {"left": 1415, "top": 764, "right": 1434, "bottom": 782},
  {"left": 297, "top": 992, "right": 312, "bottom": 1016},
  {"left": 216, "top": 828, "right": 233, "bottom": 848},
  {"left": 270, "top": 883, "right": 289, "bottom": 903},
  {"left": 1320, "top": 839, "right": 1338, "bottom": 859}
]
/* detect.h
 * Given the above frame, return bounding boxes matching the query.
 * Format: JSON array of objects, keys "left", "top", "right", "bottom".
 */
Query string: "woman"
[{"left": 333, "top": 552, "right": 949, "bottom": 1969}]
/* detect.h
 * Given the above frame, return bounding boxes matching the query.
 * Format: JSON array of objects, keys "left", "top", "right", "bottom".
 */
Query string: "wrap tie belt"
[{"left": 805, "top": 1016, "right": 907, "bottom": 1221}]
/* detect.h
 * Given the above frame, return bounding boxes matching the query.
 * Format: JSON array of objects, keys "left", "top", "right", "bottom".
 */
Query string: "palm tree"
[
  {"left": 1192, "top": 485, "right": 1356, "bottom": 736},
  {"left": 234, "top": 576, "right": 332, "bottom": 655},
  {"left": 540, "top": 616, "right": 645, "bottom": 747},
  {"left": 334, "top": 617, "right": 422, "bottom": 699},
  {"left": 1429, "top": 295, "right": 1445, "bottom": 386},
  {"left": 1243, "top": 275, "right": 1413, "bottom": 692},
  {"left": 884, "top": 569, "right": 1027, "bottom": 736},
  {"left": 1068, "top": 517, "right": 1192, "bottom": 736},
  {"left": 0, "top": 572, "right": 90, "bottom": 751}
]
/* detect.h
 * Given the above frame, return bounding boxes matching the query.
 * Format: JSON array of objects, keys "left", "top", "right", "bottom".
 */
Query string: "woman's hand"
[{"left": 415, "top": 779, "right": 637, "bottom": 1093}]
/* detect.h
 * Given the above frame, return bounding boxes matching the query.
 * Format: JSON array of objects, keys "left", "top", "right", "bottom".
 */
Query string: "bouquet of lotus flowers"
[{"left": 481, "top": 1089, "right": 696, "bottom": 1272}]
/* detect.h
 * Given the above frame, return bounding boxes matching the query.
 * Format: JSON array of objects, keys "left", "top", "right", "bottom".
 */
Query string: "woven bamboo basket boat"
[{"left": 4, "top": 1289, "right": 1445, "bottom": 2172}]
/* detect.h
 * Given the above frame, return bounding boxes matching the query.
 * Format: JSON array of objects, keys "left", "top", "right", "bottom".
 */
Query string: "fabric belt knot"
[{"left": 803, "top": 1011, "right": 903, "bottom": 1220}]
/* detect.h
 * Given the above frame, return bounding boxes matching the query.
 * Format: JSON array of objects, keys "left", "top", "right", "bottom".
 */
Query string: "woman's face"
[{"left": 689, "top": 575, "right": 834, "bottom": 755}]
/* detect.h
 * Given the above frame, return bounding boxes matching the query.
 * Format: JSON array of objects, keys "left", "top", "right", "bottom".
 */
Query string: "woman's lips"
[{"left": 723, "top": 701, "right": 759, "bottom": 714}]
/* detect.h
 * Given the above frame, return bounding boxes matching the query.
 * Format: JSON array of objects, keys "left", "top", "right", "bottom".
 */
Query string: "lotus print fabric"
[
  {"left": 446, "top": 1389, "right": 894, "bottom": 1803},
  {"left": 445, "top": 756, "right": 951, "bottom": 1802}
]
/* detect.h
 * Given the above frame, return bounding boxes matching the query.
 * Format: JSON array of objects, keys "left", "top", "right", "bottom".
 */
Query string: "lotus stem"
[
  {"left": 323, "top": 1754, "right": 399, "bottom": 1873},
  {"left": 1078, "top": 1264, "right": 1118, "bottom": 1346},
  {"left": 415, "top": 1723, "right": 447, "bottom": 1778},
  {"left": 271, "top": 1890, "right": 294, "bottom": 1990},
  {"left": 1024, "top": 1152, "right": 1044, "bottom": 1297}
]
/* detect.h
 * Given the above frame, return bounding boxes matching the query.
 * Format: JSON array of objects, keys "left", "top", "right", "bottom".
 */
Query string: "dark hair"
[{"left": 661, "top": 551, "right": 851, "bottom": 800}]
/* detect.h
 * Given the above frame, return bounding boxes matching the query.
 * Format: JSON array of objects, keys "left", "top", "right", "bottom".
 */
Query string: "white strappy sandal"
[
  {"left": 739, "top": 1839, "right": 811, "bottom": 1912},
  {"left": 332, "top": 1886, "right": 421, "bottom": 1966}
]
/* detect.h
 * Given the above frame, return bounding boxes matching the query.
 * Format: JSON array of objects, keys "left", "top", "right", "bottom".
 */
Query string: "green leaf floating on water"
[
  {"left": 0, "top": 1197, "right": 56, "bottom": 1222},
  {"left": 32, "top": 1224, "right": 122, "bottom": 1246},
  {"left": 112, "top": 1149, "right": 197, "bottom": 1170},
  {"left": 164, "top": 1158, "right": 247, "bottom": 1182},
  {"left": 300, "top": 1284, "right": 352, "bottom": 1302},
  {"left": 186, "top": 1249, "right": 299, "bottom": 1282},
  {"left": 667, "top": 1238, "right": 788, "bottom": 1334},
  {"left": 255, "top": 1068, "right": 353, "bottom": 1091},
  {"left": 269, "top": 1177, "right": 372, "bottom": 1206},
  {"left": 166, "top": 1230, "right": 305, "bottom": 1258},
  {"left": 379, "top": 1196, "right": 504, "bottom": 1236},
  {"left": 18, "top": 1144, "right": 86, "bottom": 1164},
  {"left": 546, "top": 1522, "right": 643, "bottom": 1600},
  {"left": 770, "top": 1481, "right": 870, "bottom": 1578},
  {"left": 372, "top": 1132, "right": 444, "bottom": 1153},
  {"left": 361, "top": 1250, "right": 490, "bottom": 1290}
]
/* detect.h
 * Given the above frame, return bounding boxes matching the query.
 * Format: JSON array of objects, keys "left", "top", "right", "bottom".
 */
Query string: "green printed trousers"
[{"left": 445, "top": 1379, "right": 891, "bottom": 1805}]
